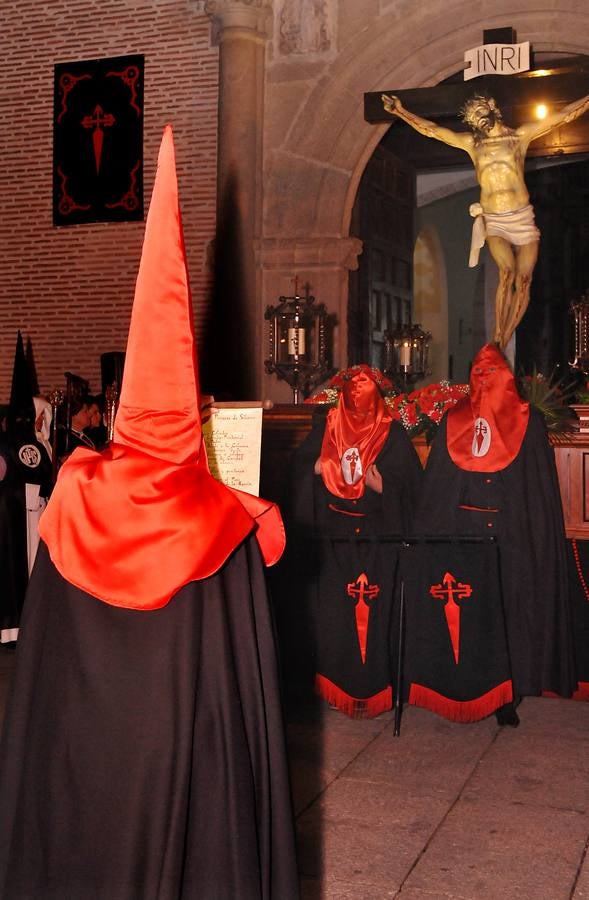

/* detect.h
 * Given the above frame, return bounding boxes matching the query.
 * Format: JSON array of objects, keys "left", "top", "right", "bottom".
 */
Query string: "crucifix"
[{"left": 365, "top": 30, "right": 589, "bottom": 348}]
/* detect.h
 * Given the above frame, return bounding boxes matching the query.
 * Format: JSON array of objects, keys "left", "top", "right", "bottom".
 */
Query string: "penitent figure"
[{"left": 381, "top": 91, "right": 589, "bottom": 347}]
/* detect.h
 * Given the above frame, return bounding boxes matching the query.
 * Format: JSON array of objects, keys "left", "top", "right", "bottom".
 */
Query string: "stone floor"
[
  {"left": 288, "top": 692, "right": 589, "bottom": 900},
  {"left": 2, "top": 644, "right": 589, "bottom": 899}
]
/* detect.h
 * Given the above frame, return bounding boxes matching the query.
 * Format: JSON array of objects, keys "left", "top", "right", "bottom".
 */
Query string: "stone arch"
[{"left": 261, "top": 2, "right": 589, "bottom": 393}]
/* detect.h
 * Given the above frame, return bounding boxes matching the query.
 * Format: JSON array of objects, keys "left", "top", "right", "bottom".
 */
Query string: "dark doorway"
[
  {"left": 519, "top": 157, "right": 589, "bottom": 377},
  {"left": 348, "top": 146, "right": 415, "bottom": 368}
]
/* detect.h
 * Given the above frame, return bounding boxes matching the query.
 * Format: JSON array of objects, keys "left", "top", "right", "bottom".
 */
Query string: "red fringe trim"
[
  {"left": 543, "top": 683, "right": 589, "bottom": 702},
  {"left": 408, "top": 680, "right": 513, "bottom": 723},
  {"left": 315, "top": 673, "right": 392, "bottom": 719}
]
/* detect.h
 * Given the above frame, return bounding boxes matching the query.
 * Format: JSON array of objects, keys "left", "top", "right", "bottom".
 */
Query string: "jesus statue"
[{"left": 381, "top": 91, "right": 589, "bottom": 347}]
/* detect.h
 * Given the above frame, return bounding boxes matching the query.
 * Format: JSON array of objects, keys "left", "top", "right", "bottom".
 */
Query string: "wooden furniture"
[
  {"left": 552, "top": 432, "right": 589, "bottom": 539},
  {"left": 260, "top": 405, "right": 314, "bottom": 504}
]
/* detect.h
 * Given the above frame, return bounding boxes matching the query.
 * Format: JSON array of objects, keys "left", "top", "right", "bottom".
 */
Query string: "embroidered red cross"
[
  {"left": 345, "top": 448, "right": 359, "bottom": 481},
  {"left": 430, "top": 572, "right": 473, "bottom": 664},
  {"left": 82, "top": 104, "right": 116, "bottom": 174},
  {"left": 347, "top": 573, "right": 380, "bottom": 664}
]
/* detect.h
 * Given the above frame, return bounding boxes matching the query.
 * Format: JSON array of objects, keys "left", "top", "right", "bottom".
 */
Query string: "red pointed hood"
[
  {"left": 40, "top": 126, "right": 284, "bottom": 609},
  {"left": 113, "top": 126, "right": 201, "bottom": 464},
  {"left": 446, "top": 343, "right": 529, "bottom": 472},
  {"left": 319, "top": 369, "right": 393, "bottom": 498}
]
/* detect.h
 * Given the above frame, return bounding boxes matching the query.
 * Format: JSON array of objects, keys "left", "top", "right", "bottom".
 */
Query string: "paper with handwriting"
[{"left": 201, "top": 403, "right": 263, "bottom": 496}]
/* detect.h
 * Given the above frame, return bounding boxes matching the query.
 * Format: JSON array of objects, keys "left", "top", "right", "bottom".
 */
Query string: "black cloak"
[
  {"left": 284, "top": 415, "right": 423, "bottom": 717},
  {"left": 412, "top": 409, "right": 576, "bottom": 700},
  {"left": 0, "top": 431, "right": 53, "bottom": 642},
  {"left": 0, "top": 539, "right": 299, "bottom": 900}
]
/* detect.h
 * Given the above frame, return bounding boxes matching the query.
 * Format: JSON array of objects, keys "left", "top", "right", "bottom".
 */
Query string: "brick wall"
[{"left": 0, "top": 0, "right": 218, "bottom": 402}]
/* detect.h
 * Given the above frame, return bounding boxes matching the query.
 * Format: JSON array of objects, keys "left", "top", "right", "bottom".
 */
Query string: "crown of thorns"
[{"left": 460, "top": 95, "right": 501, "bottom": 127}]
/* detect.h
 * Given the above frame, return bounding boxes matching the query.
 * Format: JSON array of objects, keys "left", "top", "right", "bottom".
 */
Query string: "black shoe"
[{"left": 495, "top": 702, "right": 520, "bottom": 727}]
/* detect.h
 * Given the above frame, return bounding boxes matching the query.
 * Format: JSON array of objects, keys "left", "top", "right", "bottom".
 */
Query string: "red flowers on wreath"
[
  {"left": 305, "top": 368, "right": 469, "bottom": 439},
  {"left": 385, "top": 381, "right": 469, "bottom": 438}
]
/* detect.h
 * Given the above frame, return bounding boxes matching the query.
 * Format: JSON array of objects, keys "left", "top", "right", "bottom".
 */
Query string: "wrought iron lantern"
[
  {"left": 383, "top": 322, "right": 431, "bottom": 387},
  {"left": 570, "top": 291, "right": 589, "bottom": 374},
  {"left": 264, "top": 284, "right": 330, "bottom": 403}
]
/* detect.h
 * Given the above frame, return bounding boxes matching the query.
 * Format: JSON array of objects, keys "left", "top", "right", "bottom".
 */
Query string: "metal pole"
[{"left": 393, "top": 579, "right": 405, "bottom": 737}]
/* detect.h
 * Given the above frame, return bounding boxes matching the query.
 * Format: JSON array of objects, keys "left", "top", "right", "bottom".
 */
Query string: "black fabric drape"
[
  {"left": 281, "top": 417, "right": 422, "bottom": 715},
  {"left": 0, "top": 539, "right": 299, "bottom": 900},
  {"left": 0, "top": 434, "right": 53, "bottom": 638},
  {"left": 399, "top": 540, "right": 513, "bottom": 721},
  {"left": 412, "top": 409, "right": 576, "bottom": 698}
]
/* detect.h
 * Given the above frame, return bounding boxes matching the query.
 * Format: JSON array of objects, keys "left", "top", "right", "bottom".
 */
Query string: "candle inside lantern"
[
  {"left": 288, "top": 327, "right": 306, "bottom": 356},
  {"left": 399, "top": 340, "right": 411, "bottom": 367}
]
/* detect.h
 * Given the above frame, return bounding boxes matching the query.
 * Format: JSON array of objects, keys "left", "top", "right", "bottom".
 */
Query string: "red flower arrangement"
[
  {"left": 305, "top": 366, "right": 469, "bottom": 439},
  {"left": 385, "top": 381, "right": 469, "bottom": 439}
]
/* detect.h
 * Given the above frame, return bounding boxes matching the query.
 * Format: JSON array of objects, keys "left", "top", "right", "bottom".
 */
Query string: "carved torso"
[{"left": 471, "top": 132, "right": 529, "bottom": 213}]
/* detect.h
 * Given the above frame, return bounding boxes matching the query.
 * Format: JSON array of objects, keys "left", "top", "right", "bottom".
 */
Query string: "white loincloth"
[{"left": 469, "top": 203, "right": 540, "bottom": 267}]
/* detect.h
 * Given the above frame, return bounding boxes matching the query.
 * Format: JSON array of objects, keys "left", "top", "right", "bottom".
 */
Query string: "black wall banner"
[{"left": 53, "top": 55, "right": 144, "bottom": 226}]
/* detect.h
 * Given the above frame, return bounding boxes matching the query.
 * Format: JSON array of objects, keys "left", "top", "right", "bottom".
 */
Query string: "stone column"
[{"left": 203, "top": 0, "right": 271, "bottom": 399}]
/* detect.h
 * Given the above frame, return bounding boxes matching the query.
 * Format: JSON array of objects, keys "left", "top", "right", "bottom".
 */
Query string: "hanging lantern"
[
  {"left": 383, "top": 322, "right": 431, "bottom": 386},
  {"left": 264, "top": 285, "right": 330, "bottom": 403},
  {"left": 570, "top": 291, "right": 589, "bottom": 374}
]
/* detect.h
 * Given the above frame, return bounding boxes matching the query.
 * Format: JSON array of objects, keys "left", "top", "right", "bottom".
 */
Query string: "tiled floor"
[
  {"left": 2, "top": 644, "right": 589, "bottom": 899},
  {"left": 288, "top": 693, "right": 589, "bottom": 899}
]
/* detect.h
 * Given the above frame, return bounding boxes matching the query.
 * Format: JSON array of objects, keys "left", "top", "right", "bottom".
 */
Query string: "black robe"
[
  {"left": 0, "top": 432, "right": 53, "bottom": 642},
  {"left": 285, "top": 416, "right": 422, "bottom": 717},
  {"left": 412, "top": 408, "right": 576, "bottom": 700},
  {"left": 0, "top": 539, "right": 299, "bottom": 900}
]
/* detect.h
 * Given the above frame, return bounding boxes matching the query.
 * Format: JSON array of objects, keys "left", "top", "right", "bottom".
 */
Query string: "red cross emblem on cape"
[
  {"left": 341, "top": 447, "right": 362, "bottom": 485},
  {"left": 430, "top": 572, "right": 473, "bottom": 664},
  {"left": 472, "top": 417, "right": 491, "bottom": 457},
  {"left": 347, "top": 572, "right": 380, "bottom": 663}
]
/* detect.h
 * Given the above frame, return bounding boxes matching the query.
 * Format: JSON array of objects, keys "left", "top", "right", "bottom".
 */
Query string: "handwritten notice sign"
[
  {"left": 201, "top": 402, "right": 263, "bottom": 496},
  {"left": 464, "top": 42, "right": 530, "bottom": 81}
]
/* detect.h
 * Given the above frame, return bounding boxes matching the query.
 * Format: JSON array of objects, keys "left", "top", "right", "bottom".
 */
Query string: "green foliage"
[{"left": 518, "top": 367, "right": 576, "bottom": 434}]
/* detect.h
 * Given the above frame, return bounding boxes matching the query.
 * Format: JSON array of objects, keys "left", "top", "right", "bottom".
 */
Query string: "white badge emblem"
[
  {"left": 472, "top": 417, "right": 491, "bottom": 457},
  {"left": 341, "top": 446, "right": 363, "bottom": 485},
  {"left": 19, "top": 444, "right": 42, "bottom": 468}
]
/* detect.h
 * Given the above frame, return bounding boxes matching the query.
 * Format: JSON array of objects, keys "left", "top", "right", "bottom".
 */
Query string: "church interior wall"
[
  {"left": 416, "top": 186, "right": 481, "bottom": 384},
  {"left": 261, "top": 0, "right": 589, "bottom": 397},
  {"left": 0, "top": 1, "right": 217, "bottom": 400},
  {"left": 412, "top": 225, "right": 449, "bottom": 386},
  {"left": 2, "top": 1, "right": 589, "bottom": 403}
]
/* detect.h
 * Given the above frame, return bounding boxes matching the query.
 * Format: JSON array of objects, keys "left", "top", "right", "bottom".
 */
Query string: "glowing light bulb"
[{"left": 535, "top": 103, "right": 548, "bottom": 120}]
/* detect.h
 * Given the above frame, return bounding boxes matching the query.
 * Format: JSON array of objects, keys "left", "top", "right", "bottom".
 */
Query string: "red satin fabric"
[
  {"left": 39, "top": 443, "right": 269, "bottom": 609},
  {"left": 39, "top": 126, "right": 285, "bottom": 609},
  {"left": 113, "top": 125, "right": 201, "bottom": 464},
  {"left": 226, "top": 486, "right": 286, "bottom": 568},
  {"left": 319, "top": 371, "right": 393, "bottom": 499},
  {"left": 447, "top": 343, "right": 529, "bottom": 472}
]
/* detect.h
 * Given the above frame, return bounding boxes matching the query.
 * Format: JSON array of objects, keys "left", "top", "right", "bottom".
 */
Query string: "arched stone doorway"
[{"left": 261, "top": 4, "right": 589, "bottom": 398}]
